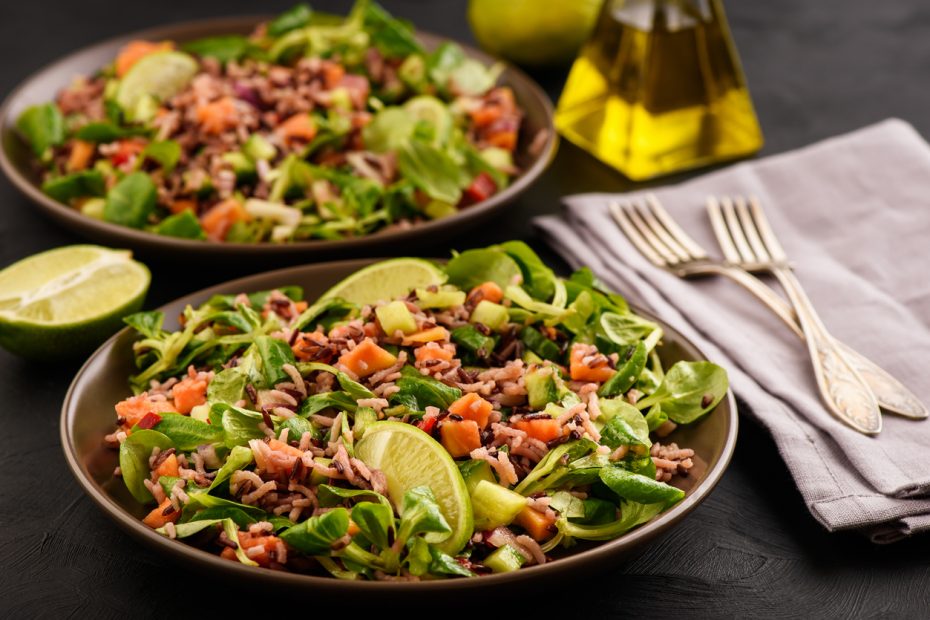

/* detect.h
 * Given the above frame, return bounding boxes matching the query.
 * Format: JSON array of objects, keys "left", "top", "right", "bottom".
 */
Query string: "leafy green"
[
  {"left": 519, "top": 326, "right": 562, "bottom": 361},
  {"left": 362, "top": 1, "right": 423, "bottom": 57},
  {"left": 123, "top": 311, "right": 164, "bottom": 339},
  {"left": 450, "top": 325, "right": 497, "bottom": 361},
  {"left": 42, "top": 170, "right": 105, "bottom": 203},
  {"left": 207, "top": 445, "right": 254, "bottom": 492},
  {"left": 396, "top": 486, "right": 452, "bottom": 547},
  {"left": 183, "top": 35, "right": 255, "bottom": 63},
  {"left": 351, "top": 501, "right": 394, "bottom": 550},
  {"left": 154, "top": 210, "right": 206, "bottom": 240},
  {"left": 390, "top": 366, "right": 461, "bottom": 410},
  {"left": 497, "top": 241, "right": 555, "bottom": 302},
  {"left": 558, "top": 501, "right": 665, "bottom": 541},
  {"left": 213, "top": 403, "right": 267, "bottom": 447},
  {"left": 599, "top": 466, "right": 685, "bottom": 506},
  {"left": 103, "top": 172, "right": 157, "bottom": 228},
  {"left": 140, "top": 140, "right": 181, "bottom": 172},
  {"left": 73, "top": 121, "right": 146, "bottom": 142},
  {"left": 598, "top": 398, "right": 651, "bottom": 452},
  {"left": 149, "top": 413, "right": 224, "bottom": 451},
  {"left": 206, "top": 367, "right": 248, "bottom": 405},
  {"left": 397, "top": 139, "right": 465, "bottom": 204},
  {"left": 299, "top": 391, "right": 359, "bottom": 416},
  {"left": 16, "top": 103, "right": 64, "bottom": 158},
  {"left": 514, "top": 439, "right": 598, "bottom": 495},
  {"left": 118, "top": 429, "right": 173, "bottom": 503},
  {"left": 316, "top": 484, "right": 393, "bottom": 508},
  {"left": 280, "top": 507, "right": 351, "bottom": 555},
  {"left": 445, "top": 248, "right": 522, "bottom": 291},
  {"left": 268, "top": 3, "right": 314, "bottom": 37},
  {"left": 253, "top": 335, "right": 296, "bottom": 388},
  {"left": 599, "top": 341, "right": 647, "bottom": 397},
  {"left": 635, "top": 361, "right": 729, "bottom": 424},
  {"left": 158, "top": 518, "right": 258, "bottom": 566},
  {"left": 297, "top": 362, "right": 375, "bottom": 400}
]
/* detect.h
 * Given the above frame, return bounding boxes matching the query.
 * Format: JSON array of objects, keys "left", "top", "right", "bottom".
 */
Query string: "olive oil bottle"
[{"left": 554, "top": 0, "right": 763, "bottom": 180}]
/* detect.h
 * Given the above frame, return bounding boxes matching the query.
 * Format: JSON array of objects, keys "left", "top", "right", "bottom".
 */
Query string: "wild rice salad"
[
  {"left": 15, "top": 2, "right": 526, "bottom": 242},
  {"left": 109, "top": 242, "right": 728, "bottom": 579}
]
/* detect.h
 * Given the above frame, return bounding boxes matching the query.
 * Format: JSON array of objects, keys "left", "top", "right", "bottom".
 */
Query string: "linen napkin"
[{"left": 535, "top": 119, "right": 930, "bottom": 542}]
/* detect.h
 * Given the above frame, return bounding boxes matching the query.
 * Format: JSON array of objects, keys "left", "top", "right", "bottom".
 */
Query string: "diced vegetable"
[
  {"left": 513, "top": 505, "right": 557, "bottom": 541},
  {"left": 470, "top": 480, "right": 526, "bottom": 530},
  {"left": 447, "top": 393, "right": 493, "bottom": 429},
  {"left": 512, "top": 418, "right": 563, "bottom": 443},
  {"left": 375, "top": 300, "right": 418, "bottom": 335},
  {"left": 483, "top": 544, "right": 527, "bottom": 573},
  {"left": 469, "top": 300, "right": 509, "bottom": 332},
  {"left": 338, "top": 339, "right": 398, "bottom": 378},
  {"left": 401, "top": 326, "right": 450, "bottom": 345},
  {"left": 415, "top": 287, "right": 466, "bottom": 309},
  {"left": 524, "top": 366, "right": 560, "bottom": 411},
  {"left": 569, "top": 343, "right": 615, "bottom": 383},
  {"left": 469, "top": 281, "right": 504, "bottom": 304},
  {"left": 439, "top": 418, "right": 481, "bottom": 457}
]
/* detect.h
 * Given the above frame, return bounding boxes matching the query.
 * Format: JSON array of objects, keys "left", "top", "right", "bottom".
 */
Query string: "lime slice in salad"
[
  {"left": 355, "top": 421, "right": 473, "bottom": 554},
  {"left": 116, "top": 51, "right": 198, "bottom": 121},
  {"left": 319, "top": 258, "right": 446, "bottom": 305},
  {"left": 404, "top": 95, "right": 453, "bottom": 144},
  {"left": 0, "top": 245, "right": 150, "bottom": 360}
]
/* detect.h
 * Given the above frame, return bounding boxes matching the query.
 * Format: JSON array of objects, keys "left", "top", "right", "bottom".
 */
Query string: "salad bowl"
[
  {"left": 0, "top": 14, "right": 555, "bottom": 261},
  {"left": 61, "top": 257, "right": 737, "bottom": 594}
]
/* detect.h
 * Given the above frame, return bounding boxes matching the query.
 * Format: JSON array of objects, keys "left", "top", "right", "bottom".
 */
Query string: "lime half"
[
  {"left": 0, "top": 245, "right": 150, "bottom": 360},
  {"left": 355, "top": 421, "right": 473, "bottom": 554},
  {"left": 320, "top": 258, "right": 446, "bottom": 306},
  {"left": 116, "top": 51, "right": 198, "bottom": 121}
]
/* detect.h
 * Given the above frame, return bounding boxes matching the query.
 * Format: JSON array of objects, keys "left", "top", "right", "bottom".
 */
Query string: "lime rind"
[
  {"left": 116, "top": 51, "right": 198, "bottom": 121},
  {"left": 319, "top": 258, "right": 446, "bottom": 306}
]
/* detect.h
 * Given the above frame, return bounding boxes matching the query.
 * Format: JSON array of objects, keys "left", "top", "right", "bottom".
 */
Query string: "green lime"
[
  {"left": 404, "top": 96, "right": 453, "bottom": 145},
  {"left": 355, "top": 421, "right": 473, "bottom": 554},
  {"left": 116, "top": 51, "right": 198, "bottom": 121},
  {"left": 319, "top": 258, "right": 446, "bottom": 306},
  {"left": 0, "top": 245, "right": 150, "bottom": 360},
  {"left": 468, "top": 0, "right": 603, "bottom": 67}
]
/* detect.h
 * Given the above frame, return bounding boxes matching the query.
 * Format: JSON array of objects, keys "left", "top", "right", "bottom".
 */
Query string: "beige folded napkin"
[{"left": 535, "top": 119, "right": 930, "bottom": 542}]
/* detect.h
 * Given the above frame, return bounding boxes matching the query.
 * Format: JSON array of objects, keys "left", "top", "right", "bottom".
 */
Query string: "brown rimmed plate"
[
  {"left": 60, "top": 259, "right": 737, "bottom": 595},
  {"left": 0, "top": 17, "right": 556, "bottom": 262}
]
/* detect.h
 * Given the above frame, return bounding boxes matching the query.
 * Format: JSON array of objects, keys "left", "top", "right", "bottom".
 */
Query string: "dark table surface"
[{"left": 3, "top": 1, "right": 930, "bottom": 617}]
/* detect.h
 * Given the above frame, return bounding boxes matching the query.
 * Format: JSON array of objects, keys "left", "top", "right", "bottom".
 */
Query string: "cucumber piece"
[
  {"left": 244, "top": 134, "right": 276, "bottom": 161},
  {"left": 522, "top": 349, "right": 543, "bottom": 365},
  {"left": 424, "top": 200, "right": 457, "bottom": 220},
  {"left": 471, "top": 479, "right": 527, "bottom": 530},
  {"left": 483, "top": 544, "right": 527, "bottom": 573},
  {"left": 459, "top": 459, "right": 496, "bottom": 494},
  {"left": 416, "top": 287, "right": 466, "bottom": 309},
  {"left": 470, "top": 300, "right": 509, "bottom": 332},
  {"left": 221, "top": 151, "right": 255, "bottom": 178},
  {"left": 451, "top": 325, "right": 497, "bottom": 359},
  {"left": 375, "top": 300, "right": 418, "bottom": 335},
  {"left": 520, "top": 326, "right": 562, "bottom": 361},
  {"left": 480, "top": 146, "right": 513, "bottom": 172},
  {"left": 525, "top": 367, "right": 560, "bottom": 411}
]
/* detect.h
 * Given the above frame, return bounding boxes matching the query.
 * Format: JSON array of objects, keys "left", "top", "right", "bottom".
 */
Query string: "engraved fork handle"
[
  {"left": 691, "top": 263, "right": 926, "bottom": 420},
  {"left": 770, "top": 268, "right": 882, "bottom": 434}
]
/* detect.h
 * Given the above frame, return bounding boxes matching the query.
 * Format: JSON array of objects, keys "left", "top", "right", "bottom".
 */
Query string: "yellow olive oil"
[{"left": 554, "top": 0, "right": 764, "bottom": 180}]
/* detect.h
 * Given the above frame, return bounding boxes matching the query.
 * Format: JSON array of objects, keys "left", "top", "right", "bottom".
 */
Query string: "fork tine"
[
  {"left": 645, "top": 194, "right": 709, "bottom": 259},
  {"left": 734, "top": 195, "right": 771, "bottom": 262},
  {"left": 747, "top": 196, "right": 789, "bottom": 263},
  {"left": 608, "top": 201, "right": 668, "bottom": 268},
  {"left": 706, "top": 196, "right": 743, "bottom": 263},
  {"left": 720, "top": 195, "right": 758, "bottom": 263},
  {"left": 625, "top": 202, "right": 684, "bottom": 266},
  {"left": 633, "top": 198, "right": 692, "bottom": 262}
]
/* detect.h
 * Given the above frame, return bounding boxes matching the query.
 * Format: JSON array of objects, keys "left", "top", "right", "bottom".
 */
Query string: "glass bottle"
[{"left": 554, "top": 0, "right": 764, "bottom": 181}]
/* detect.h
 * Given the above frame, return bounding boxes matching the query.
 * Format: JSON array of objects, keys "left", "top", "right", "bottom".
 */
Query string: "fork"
[
  {"left": 608, "top": 194, "right": 927, "bottom": 425},
  {"left": 705, "top": 195, "right": 888, "bottom": 434}
]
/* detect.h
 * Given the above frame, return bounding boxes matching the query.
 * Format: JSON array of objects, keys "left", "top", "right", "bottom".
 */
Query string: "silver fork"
[
  {"left": 608, "top": 194, "right": 927, "bottom": 425},
  {"left": 706, "top": 195, "right": 888, "bottom": 434}
]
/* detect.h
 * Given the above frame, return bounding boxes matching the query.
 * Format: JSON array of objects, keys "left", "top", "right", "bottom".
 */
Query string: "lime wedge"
[
  {"left": 116, "top": 51, "right": 198, "bottom": 121},
  {"left": 355, "top": 421, "right": 473, "bottom": 554},
  {"left": 0, "top": 245, "right": 150, "bottom": 360},
  {"left": 319, "top": 258, "right": 446, "bottom": 305}
]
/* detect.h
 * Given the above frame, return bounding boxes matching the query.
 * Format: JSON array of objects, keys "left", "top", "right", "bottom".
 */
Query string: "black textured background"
[{"left": 3, "top": 1, "right": 930, "bottom": 617}]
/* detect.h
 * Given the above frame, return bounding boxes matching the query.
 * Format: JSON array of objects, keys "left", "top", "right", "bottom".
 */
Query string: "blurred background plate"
[
  {"left": 61, "top": 258, "right": 737, "bottom": 595},
  {"left": 0, "top": 16, "right": 556, "bottom": 263}
]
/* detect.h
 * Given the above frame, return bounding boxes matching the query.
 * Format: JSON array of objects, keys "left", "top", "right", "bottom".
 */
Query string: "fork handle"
[
  {"left": 712, "top": 265, "right": 928, "bottom": 420},
  {"left": 773, "top": 269, "right": 882, "bottom": 434}
]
